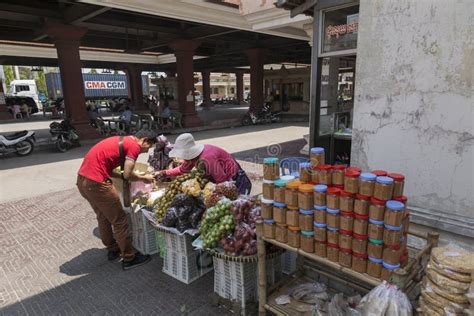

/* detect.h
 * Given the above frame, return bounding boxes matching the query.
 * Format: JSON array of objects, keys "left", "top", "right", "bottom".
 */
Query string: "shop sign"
[
  {"left": 321, "top": 6, "right": 359, "bottom": 54},
  {"left": 84, "top": 81, "right": 126, "bottom": 89}
]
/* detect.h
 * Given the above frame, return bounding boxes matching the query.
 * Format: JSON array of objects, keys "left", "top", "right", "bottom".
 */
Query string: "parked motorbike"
[
  {"left": 242, "top": 102, "right": 281, "bottom": 126},
  {"left": 49, "top": 119, "right": 80, "bottom": 152},
  {"left": 0, "top": 130, "right": 36, "bottom": 156}
]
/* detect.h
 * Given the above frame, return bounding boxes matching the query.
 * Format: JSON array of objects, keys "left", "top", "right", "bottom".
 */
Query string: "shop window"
[
  {"left": 15, "top": 85, "right": 30, "bottom": 92},
  {"left": 321, "top": 5, "right": 359, "bottom": 54}
]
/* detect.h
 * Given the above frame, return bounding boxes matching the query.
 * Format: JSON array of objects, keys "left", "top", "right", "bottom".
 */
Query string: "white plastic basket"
[
  {"left": 162, "top": 248, "right": 213, "bottom": 284},
  {"left": 130, "top": 207, "right": 159, "bottom": 255},
  {"left": 281, "top": 250, "right": 298, "bottom": 275},
  {"left": 161, "top": 231, "right": 195, "bottom": 255}
]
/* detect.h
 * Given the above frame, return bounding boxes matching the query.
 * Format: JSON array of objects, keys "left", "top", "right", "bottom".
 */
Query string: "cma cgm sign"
[{"left": 84, "top": 81, "right": 126, "bottom": 89}]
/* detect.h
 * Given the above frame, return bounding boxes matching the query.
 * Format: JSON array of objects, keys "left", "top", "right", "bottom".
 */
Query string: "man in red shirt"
[{"left": 77, "top": 130, "right": 156, "bottom": 270}]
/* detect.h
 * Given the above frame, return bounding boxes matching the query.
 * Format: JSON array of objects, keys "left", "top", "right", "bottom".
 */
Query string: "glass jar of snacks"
[
  {"left": 261, "top": 198, "right": 274, "bottom": 219},
  {"left": 300, "top": 230, "right": 315, "bottom": 253},
  {"left": 352, "top": 233, "right": 368, "bottom": 254},
  {"left": 339, "top": 230, "right": 353, "bottom": 249},
  {"left": 286, "top": 206, "right": 299, "bottom": 227},
  {"left": 326, "top": 208, "right": 340, "bottom": 228},
  {"left": 368, "top": 219, "right": 384, "bottom": 240},
  {"left": 344, "top": 170, "right": 360, "bottom": 194},
  {"left": 263, "top": 157, "right": 279, "bottom": 180},
  {"left": 262, "top": 180, "right": 274, "bottom": 200},
  {"left": 285, "top": 179, "right": 301, "bottom": 208},
  {"left": 367, "top": 257, "right": 383, "bottom": 278},
  {"left": 263, "top": 219, "right": 275, "bottom": 239},
  {"left": 315, "top": 241, "right": 327, "bottom": 257},
  {"left": 340, "top": 191, "right": 355, "bottom": 212},
  {"left": 383, "top": 224, "right": 402, "bottom": 246},
  {"left": 327, "top": 243, "right": 339, "bottom": 262},
  {"left": 339, "top": 248, "right": 352, "bottom": 267},
  {"left": 381, "top": 262, "right": 400, "bottom": 281},
  {"left": 298, "top": 184, "right": 314, "bottom": 210},
  {"left": 313, "top": 222, "right": 327, "bottom": 242},
  {"left": 275, "top": 223, "right": 288, "bottom": 243},
  {"left": 354, "top": 194, "right": 370, "bottom": 216},
  {"left": 287, "top": 226, "right": 300, "bottom": 248},
  {"left": 368, "top": 238, "right": 384, "bottom": 258},
  {"left": 314, "top": 205, "right": 326, "bottom": 224},
  {"left": 327, "top": 226, "right": 339, "bottom": 245},
  {"left": 326, "top": 187, "right": 341, "bottom": 209},
  {"left": 359, "top": 172, "right": 376, "bottom": 196},
  {"left": 313, "top": 184, "right": 327, "bottom": 206},
  {"left": 332, "top": 165, "right": 345, "bottom": 185},
  {"left": 383, "top": 244, "right": 401, "bottom": 265},
  {"left": 384, "top": 200, "right": 404, "bottom": 226},
  {"left": 352, "top": 252, "right": 368, "bottom": 273},
  {"left": 273, "top": 179, "right": 288, "bottom": 203},
  {"left": 347, "top": 166, "right": 362, "bottom": 173},
  {"left": 273, "top": 202, "right": 287, "bottom": 224},
  {"left": 316, "top": 164, "right": 332, "bottom": 185},
  {"left": 310, "top": 147, "right": 325, "bottom": 167},
  {"left": 299, "top": 209, "right": 314, "bottom": 231},
  {"left": 372, "top": 170, "right": 387, "bottom": 177},
  {"left": 388, "top": 173, "right": 405, "bottom": 197},
  {"left": 400, "top": 248, "right": 409, "bottom": 268},
  {"left": 353, "top": 213, "right": 369, "bottom": 235},
  {"left": 369, "top": 197, "right": 386, "bottom": 221},
  {"left": 299, "top": 162, "right": 312, "bottom": 183},
  {"left": 373, "top": 176, "right": 394, "bottom": 200},
  {"left": 340, "top": 211, "right": 354, "bottom": 232}
]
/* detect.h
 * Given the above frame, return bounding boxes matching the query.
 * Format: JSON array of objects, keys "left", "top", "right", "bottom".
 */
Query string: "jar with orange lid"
[
  {"left": 339, "top": 248, "right": 352, "bottom": 267},
  {"left": 298, "top": 162, "right": 312, "bottom": 183},
  {"left": 332, "top": 165, "right": 345, "bottom": 185},
  {"left": 310, "top": 147, "right": 325, "bottom": 167},
  {"left": 275, "top": 223, "right": 288, "bottom": 243},
  {"left": 367, "top": 238, "right": 383, "bottom": 258},
  {"left": 369, "top": 197, "right": 385, "bottom": 221},
  {"left": 340, "top": 211, "right": 354, "bottom": 232},
  {"left": 315, "top": 241, "right": 327, "bottom": 257},
  {"left": 384, "top": 200, "right": 404, "bottom": 226},
  {"left": 352, "top": 233, "right": 368, "bottom": 254},
  {"left": 344, "top": 170, "right": 360, "bottom": 194},
  {"left": 326, "top": 208, "right": 340, "bottom": 228},
  {"left": 359, "top": 173, "right": 376, "bottom": 196},
  {"left": 263, "top": 157, "right": 279, "bottom": 180},
  {"left": 261, "top": 198, "right": 274, "bottom": 219},
  {"left": 298, "top": 184, "right": 314, "bottom": 210},
  {"left": 313, "top": 222, "right": 327, "bottom": 242},
  {"left": 353, "top": 213, "right": 369, "bottom": 235},
  {"left": 273, "top": 179, "right": 288, "bottom": 203},
  {"left": 314, "top": 205, "right": 326, "bottom": 224},
  {"left": 368, "top": 219, "right": 384, "bottom": 240},
  {"left": 262, "top": 180, "right": 274, "bottom": 200},
  {"left": 286, "top": 206, "right": 299, "bottom": 227},
  {"left": 300, "top": 230, "right": 314, "bottom": 253},
  {"left": 287, "top": 226, "right": 300, "bottom": 248},
  {"left": 263, "top": 219, "right": 276, "bottom": 239},
  {"left": 326, "top": 187, "right": 341, "bottom": 209},
  {"left": 316, "top": 164, "right": 332, "bottom": 185},
  {"left": 327, "top": 226, "right": 339, "bottom": 245},
  {"left": 354, "top": 194, "right": 370, "bottom": 216},
  {"left": 367, "top": 257, "right": 383, "bottom": 278},
  {"left": 381, "top": 262, "right": 400, "bottom": 281},
  {"left": 372, "top": 170, "right": 387, "bottom": 177},
  {"left": 327, "top": 243, "right": 339, "bottom": 262},
  {"left": 273, "top": 202, "right": 287, "bottom": 224},
  {"left": 339, "top": 230, "right": 352, "bottom": 249},
  {"left": 383, "top": 244, "right": 401, "bottom": 265},
  {"left": 299, "top": 209, "right": 314, "bottom": 231},
  {"left": 383, "top": 224, "right": 402, "bottom": 246},
  {"left": 352, "top": 252, "right": 368, "bottom": 273},
  {"left": 373, "top": 176, "right": 394, "bottom": 200},
  {"left": 285, "top": 180, "right": 301, "bottom": 208},
  {"left": 388, "top": 173, "right": 405, "bottom": 197},
  {"left": 340, "top": 191, "right": 355, "bottom": 212},
  {"left": 313, "top": 184, "right": 327, "bottom": 206}
]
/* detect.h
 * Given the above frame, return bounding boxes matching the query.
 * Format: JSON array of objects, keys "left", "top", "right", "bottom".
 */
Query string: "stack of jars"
[{"left": 262, "top": 157, "right": 279, "bottom": 240}]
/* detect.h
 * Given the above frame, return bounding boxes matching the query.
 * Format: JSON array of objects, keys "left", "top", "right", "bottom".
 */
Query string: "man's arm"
[{"left": 123, "top": 159, "right": 154, "bottom": 182}]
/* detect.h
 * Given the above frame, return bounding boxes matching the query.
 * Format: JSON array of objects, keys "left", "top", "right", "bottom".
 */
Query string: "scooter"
[
  {"left": 0, "top": 130, "right": 36, "bottom": 156},
  {"left": 49, "top": 119, "right": 80, "bottom": 152},
  {"left": 242, "top": 103, "right": 281, "bottom": 126}
]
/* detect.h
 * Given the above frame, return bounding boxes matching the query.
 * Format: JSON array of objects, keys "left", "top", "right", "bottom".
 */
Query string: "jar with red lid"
[
  {"left": 316, "top": 164, "right": 332, "bottom": 185},
  {"left": 369, "top": 197, "right": 385, "bottom": 221},
  {"left": 340, "top": 211, "right": 354, "bottom": 231},
  {"left": 339, "top": 230, "right": 352, "bottom": 249},
  {"left": 383, "top": 244, "right": 401, "bottom": 265},
  {"left": 384, "top": 200, "right": 404, "bottom": 226},
  {"left": 313, "top": 222, "right": 327, "bottom": 242},
  {"left": 286, "top": 206, "right": 299, "bottom": 227},
  {"left": 300, "top": 230, "right": 315, "bottom": 253},
  {"left": 373, "top": 176, "right": 394, "bottom": 200},
  {"left": 347, "top": 166, "right": 362, "bottom": 173},
  {"left": 327, "top": 226, "right": 339, "bottom": 245},
  {"left": 299, "top": 209, "right": 314, "bottom": 231},
  {"left": 344, "top": 170, "right": 360, "bottom": 194},
  {"left": 367, "top": 257, "right": 383, "bottom": 278},
  {"left": 314, "top": 205, "right": 326, "bottom": 224},
  {"left": 315, "top": 241, "right": 327, "bottom": 257},
  {"left": 388, "top": 173, "right": 405, "bottom": 197},
  {"left": 287, "top": 226, "right": 300, "bottom": 248},
  {"left": 275, "top": 223, "right": 288, "bottom": 243},
  {"left": 310, "top": 147, "right": 325, "bottom": 167},
  {"left": 339, "top": 248, "right": 352, "bottom": 267},
  {"left": 354, "top": 194, "right": 370, "bottom": 216},
  {"left": 326, "top": 187, "right": 341, "bottom": 209},
  {"left": 352, "top": 252, "right": 368, "bottom": 273},
  {"left": 332, "top": 165, "right": 345, "bottom": 185},
  {"left": 368, "top": 219, "right": 384, "bottom": 240},
  {"left": 326, "top": 208, "right": 340, "bottom": 228},
  {"left": 353, "top": 214, "right": 369, "bottom": 235},
  {"left": 372, "top": 170, "right": 387, "bottom": 177},
  {"left": 273, "top": 202, "right": 287, "bottom": 224},
  {"left": 383, "top": 224, "right": 402, "bottom": 246},
  {"left": 327, "top": 243, "right": 339, "bottom": 262},
  {"left": 313, "top": 184, "right": 327, "bottom": 206},
  {"left": 339, "top": 191, "right": 355, "bottom": 212},
  {"left": 359, "top": 172, "right": 376, "bottom": 196},
  {"left": 299, "top": 162, "right": 312, "bottom": 183},
  {"left": 262, "top": 180, "right": 274, "bottom": 200},
  {"left": 367, "top": 238, "right": 383, "bottom": 258},
  {"left": 352, "top": 233, "right": 368, "bottom": 254},
  {"left": 298, "top": 184, "right": 314, "bottom": 210},
  {"left": 394, "top": 195, "right": 407, "bottom": 206},
  {"left": 261, "top": 198, "right": 274, "bottom": 219}
]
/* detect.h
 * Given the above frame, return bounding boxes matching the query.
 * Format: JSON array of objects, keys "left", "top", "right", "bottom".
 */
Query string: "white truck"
[{"left": 9, "top": 80, "right": 41, "bottom": 110}]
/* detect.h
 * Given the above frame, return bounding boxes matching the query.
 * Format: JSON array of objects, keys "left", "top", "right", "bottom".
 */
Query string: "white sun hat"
[{"left": 168, "top": 133, "right": 204, "bottom": 160}]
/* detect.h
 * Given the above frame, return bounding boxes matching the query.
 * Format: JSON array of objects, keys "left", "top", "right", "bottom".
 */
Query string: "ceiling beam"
[
  {"left": 64, "top": 6, "right": 111, "bottom": 24},
  {"left": 0, "top": 3, "right": 62, "bottom": 19}
]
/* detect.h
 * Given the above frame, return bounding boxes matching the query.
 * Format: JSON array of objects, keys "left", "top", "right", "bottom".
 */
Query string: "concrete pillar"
[
  {"left": 45, "top": 23, "right": 98, "bottom": 139},
  {"left": 245, "top": 48, "right": 266, "bottom": 113},
  {"left": 201, "top": 70, "right": 212, "bottom": 107},
  {"left": 0, "top": 80, "right": 11, "bottom": 120},
  {"left": 124, "top": 65, "right": 146, "bottom": 111},
  {"left": 235, "top": 70, "right": 244, "bottom": 105},
  {"left": 303, "top": 77, "right": 310, "bottom": 102},
  {"left": 169, "top": 39, "right": 201, "bottom": 127}
]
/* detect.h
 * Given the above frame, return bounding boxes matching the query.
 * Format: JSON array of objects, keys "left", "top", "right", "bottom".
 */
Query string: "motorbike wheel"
[
  {"left": 15, "top": 140, "right": 34, "bottom": 156},
  {"left": 56, "top": 139, "right": 69, "bottom": 153},
  {"left": 242, "top": 116, "right": 252, "bottom": 126}
]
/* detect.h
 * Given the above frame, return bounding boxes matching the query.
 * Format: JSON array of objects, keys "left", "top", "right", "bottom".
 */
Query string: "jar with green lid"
[
  {"left": 261, "top": 198, "right": 274, "bottom": 219},
  {"left": 367, "top": 238, "right": 383, "bottom": 259},
  {"left": 263, "top": 157, "right": 279, "bottom": 181},
  {"left": 273, "top": 179, "right": 288, "bottom": 203},
  {"left": 300, "top": 230, "right": 315, "bottom": 253}
]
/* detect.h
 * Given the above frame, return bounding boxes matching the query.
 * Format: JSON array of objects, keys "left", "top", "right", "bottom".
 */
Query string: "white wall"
[{"left": 352, "top": 1, "right": 473, "bottom": 223}]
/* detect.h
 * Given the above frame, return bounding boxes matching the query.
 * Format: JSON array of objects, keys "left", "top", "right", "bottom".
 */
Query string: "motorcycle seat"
[{"left": 4, "top": 130, "right": 28, "bottom": 140}]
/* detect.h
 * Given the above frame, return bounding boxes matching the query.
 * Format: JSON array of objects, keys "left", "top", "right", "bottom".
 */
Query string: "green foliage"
[
  {"left": 19, "top": 67, "right": 31, "bottom": 80},
  {"left": 3, "top": 66, "right": 14, "bottom": 87},
  {"left": 89, "top": 68, "right": 97, "bottom": 74},
  {"left": 36, "top": 71, "right": 47, "bottom": 94}
]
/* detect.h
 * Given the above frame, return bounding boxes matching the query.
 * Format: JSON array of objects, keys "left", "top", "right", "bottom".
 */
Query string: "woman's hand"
[{"left": 140, "top": 174, "right": 155, "bottom": 183}]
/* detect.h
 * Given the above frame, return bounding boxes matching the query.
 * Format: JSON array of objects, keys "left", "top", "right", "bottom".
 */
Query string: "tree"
[
  {"left": 36, "top": 70, "right": 47, "bottom": 95},
  {"left": 89, "top": 68, "right": 97, "bottom": 74},
  {"left": 19, "top": 67, "right": 32, "bottom": 80},
  {"left": 3, "top": 66, "right": 14, "bottom": 87}
]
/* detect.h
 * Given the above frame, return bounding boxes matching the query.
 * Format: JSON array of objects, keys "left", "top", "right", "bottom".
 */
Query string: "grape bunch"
[
  {"left": 220, "top": 223, "right": 257, "bottom": 256},
  {"left": 199, "top": 198, "right": 236, "bottom": 249}
]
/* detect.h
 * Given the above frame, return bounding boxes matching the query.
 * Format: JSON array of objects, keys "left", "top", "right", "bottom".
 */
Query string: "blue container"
[{"left": 314, "top": 184, "right": 328, "bottom": 192}]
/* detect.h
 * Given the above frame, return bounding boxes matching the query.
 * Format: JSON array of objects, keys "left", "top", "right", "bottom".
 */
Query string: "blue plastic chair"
[{"left": 280, "top": 157, "right": 310, "bottom": 177}]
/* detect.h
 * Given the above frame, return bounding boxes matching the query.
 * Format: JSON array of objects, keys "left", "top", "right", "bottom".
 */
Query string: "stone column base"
[
  {"left": 182, "top": 113, "right": 202, "bottom": 128},
  {"left": 74, "top": 120, "right": 101, "bottom": 140}
]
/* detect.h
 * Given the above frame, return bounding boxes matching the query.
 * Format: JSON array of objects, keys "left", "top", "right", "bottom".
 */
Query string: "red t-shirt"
[{"left": 78, "top": 136, "right": 141, "bottom": 183}]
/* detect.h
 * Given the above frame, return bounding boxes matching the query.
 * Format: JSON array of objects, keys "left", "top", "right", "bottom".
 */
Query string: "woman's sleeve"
[{"left": 163, "top": 160, "right": 195, "bottom": 177}]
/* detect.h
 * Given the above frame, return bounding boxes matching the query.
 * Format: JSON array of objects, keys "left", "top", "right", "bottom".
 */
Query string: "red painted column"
[
  {"left": 169, "top": 39, "right": 201, "bottom": 127},
  {"left": 235, "top": 70, "right": 244, "bottom": 105},
  {"left": 45, "top": 23, "right": 99, "bottom": 139},
  {"left": 201, "top": 70, "right": 212, "bottom": 107},
  {"left": 0, "top": 80, "right": 11, "bottom": 120},
  {"left": 245, "top": 48, "right": 266, "bottom": 113},
  {"left": 124, "top": 65, "right": 146, "bottom": 111}
]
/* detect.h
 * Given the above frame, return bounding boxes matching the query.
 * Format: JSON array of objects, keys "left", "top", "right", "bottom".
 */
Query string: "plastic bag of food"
[
  {"left": 328, "top": 293, "right": 361, "bottom": 316},
  {"left": 161, "top": 207, "right": 178, "bottom": 227},
  {"left": 357, "top": 282, "right": 411, "bottom": 316},
  {"left": 230, "top": 197, "right": 254, "bottom": 223},
  {"left": 189, "top": 207, "right": 205, "bottom": 229},
  {"left": 289, "top": 282, "right": 328, "bottom": 305},
  {"left": 181, "top": 178, "right": 201, "bottom": 197},
  {"left": 130, "top": 181, "right": 153, "bottom": 198},
  {"left": 176, "top": 218, "right": 192, "bottom": 232},
  {"left": 215, "top": 181, "right": 238, "bottom": 200}
]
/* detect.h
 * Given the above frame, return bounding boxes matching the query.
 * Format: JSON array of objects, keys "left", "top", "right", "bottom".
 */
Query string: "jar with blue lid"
[
  {"left": 327, "top": 226, "right": 339, "bottom": 245},
  {"left": 263, "top": 219, "right": 276, "bottom": 239},
  {"left": 314, "top": 204, "right": 327, "bottom": 224},
  {"left": 313, "top": 221, "right": 327, "bottom": 242},
  {"left": 359, "top": 172, "right": 377, "bottom": 196},
  {"left": 261, "top": 197, "right": 274, "bottom": 219},
  {"left": 310, "top": 147, "right": 325, "bottom": 167},
  {"left": 326, "top": 207, "right": 340, "bottom": 228},
  {"left": 381, "top": 261, "right": 401, "bottom": 281},
  {"left": 300, "top": 230, "right": 315, "bottom": 253},
  {"left": 313, "top": 184, "right": 327, "bottom": 206},
  {"left": 263, "top": 157, "right": 279, "bottom": 181},
  {"left": 384, "top": 200, "right": 405, "bottom": 226},
  {"left": 273, "top": 202, "right": 287, "bottom": 224},
  {"left": 299, "top": 209, "right": 314, "bottom": 231},
  {"left": 299, "top": 162, "right": 312, "bottom": 183},
  {"left": 367, "top": 256, "right": 383, "bottom": 278},
  {"left": 374, "top": 176, "right": 394, "bottom": 200},
  {"left": 383, "top": 223, "right": 403, "bottom": 246},
  {"left": 368, "top": 218, "right": 384, "bottom": 240}
]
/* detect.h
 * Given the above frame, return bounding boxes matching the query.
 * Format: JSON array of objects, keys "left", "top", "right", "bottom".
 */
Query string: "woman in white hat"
[{"left": 157, "top": 133, "right": 252, "bottom": 194}]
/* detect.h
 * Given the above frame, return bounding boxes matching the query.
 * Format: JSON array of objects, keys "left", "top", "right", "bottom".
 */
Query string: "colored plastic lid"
[
  {"left": 353, "top": 252, "right": 368, "bottom": 259},
  {"left": 370, "top": 197, "right": 386, "bottom": 206},
  {"left": 327, "top": 187, "right": 341, "bottom": 195},
  {"left": 273, "top": 201, "right": 287, "bottom": 208},
  {"left": 299, "top": 162, "right": 312, "bottom": 169},
  {"left": 345, "top": 170, "right": 361, "bottom": 178},
  {"left": 301, "top": 230, "right": 315, "bottom": 236},
  {"left": 263, "top": 157, "right": 278, "bottom": 164},
  {"left": 310, "top": 147, "right": 324, "bottom": 154},
  {"left": 340, "top": 229, "right": 353, "bottom": 235},
  {"left": 353, "top": 233, "right": 368, "bottom": 240},
  {"left": 382, "top": 261, "right": 400, "bottom": 270},
  {"left": 360, "top": 172, "right": 377, "bottom": 181},
  {"left": 386, "top": 200, "right": 405, "bottom": 211},
  {"left": 327, "top": 226, "right": 339, "bottom": 232},
  {"left": 340, "top": 247, "right": 352, "bottom": 254},
  {"left": 288, "top": 226, "right": 300, "bottom": 231},
  {"left": 274, "top": 179, "right": 287, "bottom": 187},
  {"left": 280, "top": 175, "right": 296, "bottom": 182},
  {"left": 368, "top": 256, "right": 383, "bottom": 264},
  {"left": 368, "top": 238, "right": 383, "bottom": 245},
  {"left": 372, "top": 170, "right": 387, "bottom": 176},
  {"left": 299, "top": 184, "right": 314, "bottom": 193},
  {"left": 384, "top": 223, "right": 402, "bottom": 231},
  {"left": 263, "top": 179, "right": 274, "bottom": 184},
  {"left": 333, "top": 184, "right": 344, "bottom": 190},
  {"left": 388, "top": 173, "right": 405, "bottom": 181},
  {"left": 314, "top": 205, "right": 327, "bottom": 211},
  {"left": 316, "top": 164, "right": 332, "bottom": 171},
  {"left": 347, "top": 166, "right": 362, "bottom": 173},
  {"left": 376, "top": 176, "right": 394, "bottom": 185},
  {"left": 299, "top": 209, "right": 314, "bottom": 215},
  {"left": 369, "top": 218, "right": 384, "bottom": 225},
  {"left": 261, "top": 198, "right": 274, "bottom": 204},
  {"left": 286, "top": 179, "right": 301, "bottom": 189},
  {"left": 341, "top": 211, "right": 354, "bottom": 217},
  {"left": 314, "top": 184, "right": 328, "bottom": 192},
  {"left": 356, "top": 193, "right": 371, "bottom": 200},
  {"left": 327, "top": 242, "right": 339, "bottom": 249},
  {"left": 354, "top": 214, "right": 369, "bottom": 220},
  {"left": 394, "top": 195, "right": 408, "bottom": 203},
  {"left": 340, "top": 190, "right": 355, "bottom": 198},
  {"left": 332, "top": 165, "right": 346, "bottom": 171},
  {"left": 386, "top": 243, "right": 401, "bottom": 250},
  {"left": 326, "top": 207, "right": 340, "bottom": 215},
  {"left": 314, "top": 222, "right": 327, "bottom": 228},
  {"left": 263, "top": 219, "right": 275, "bottom": 224}
]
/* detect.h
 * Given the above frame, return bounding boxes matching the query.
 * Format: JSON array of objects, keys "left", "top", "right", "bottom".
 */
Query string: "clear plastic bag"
[
  {"left": 289, "top": 283, "right": 328, "bottom": 304},
  {"left": 357, "top": 282, "right": 412, "bottom": 316},
  {"left": 328, "top": 293, "right": 361, "bottom": 316}
]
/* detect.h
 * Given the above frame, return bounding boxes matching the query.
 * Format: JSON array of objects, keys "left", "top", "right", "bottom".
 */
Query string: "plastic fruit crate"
[
  {"left": 281, "top": 250, "right": 298, "bottom": 275},
  {"left": 161, "top": 230, "right": 196, "bottom": 255},
  {"left": 162, "top": 248, "right": 213, "bottom": 284},
  {"left": 130, "top": 207, "right": 159, "bottom": 255}
]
